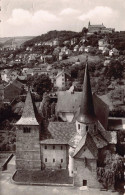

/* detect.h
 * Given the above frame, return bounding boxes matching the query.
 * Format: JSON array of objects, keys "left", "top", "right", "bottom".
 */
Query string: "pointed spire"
[
  {"left": 76, "top": 57, "right": 96, "bottom": 124},
  {"left": 16, "top": 90, "right": 39, "bottom": 126}
]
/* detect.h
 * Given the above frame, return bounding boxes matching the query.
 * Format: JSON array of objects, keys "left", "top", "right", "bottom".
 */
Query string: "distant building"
[
  {"left": 55, "top": 68, "right": 71, "bottom": 90},
  {"left": 79, "top": 45, "right": 85, "bottom": 52},
  {"left": 109, "top": 48, "right": 119, "bottom": 56},
  {"left": 98, "top": 39, "right": 109, "bottom": 51},
  {"left": 73, "top": 45, "right": 79, "bottom": 52},
  {"left": 59, "top": 52, "right": 65, "bottom": 61},
  {"left": 88, "top": 21, "right": 115, "bottom": 33},
  {"left": 85, "top": 46, "right": 94, "bottom": 53},
  {"left": 53, "top": 38, "right": 59, "bottom": 46}
]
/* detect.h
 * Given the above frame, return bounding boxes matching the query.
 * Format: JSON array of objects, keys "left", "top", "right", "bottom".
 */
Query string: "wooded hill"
[{"left": 22, "top": 30, "right": 79, "bottom": 47}]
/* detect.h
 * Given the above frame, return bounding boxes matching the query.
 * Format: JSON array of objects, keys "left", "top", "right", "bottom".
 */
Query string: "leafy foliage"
[
  {"left": 23, "top": 30, "right": 78, "bottom": 47},
  {"left": 104, "top": 60, "right": 123, "bottom": 79},
  {"left": 27, "top": 74, "right": 52, "bottom": 96}
]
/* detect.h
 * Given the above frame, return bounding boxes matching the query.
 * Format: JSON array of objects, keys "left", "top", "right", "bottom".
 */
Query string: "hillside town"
[{"left": 0, "top": 22, "right": 124, "bottom": 194}]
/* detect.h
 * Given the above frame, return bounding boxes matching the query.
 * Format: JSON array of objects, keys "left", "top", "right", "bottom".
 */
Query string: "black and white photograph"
[{"left": 0, "top": 0, "right": 124, "bottom": 195}]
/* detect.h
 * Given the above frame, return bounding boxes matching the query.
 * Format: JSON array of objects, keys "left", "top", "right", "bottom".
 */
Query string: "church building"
[{"left": 15, "top": 62, "right": 117, "bottom": 188}]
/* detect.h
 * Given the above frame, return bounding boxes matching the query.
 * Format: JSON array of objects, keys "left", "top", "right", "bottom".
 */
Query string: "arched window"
[{"left": 78, "top": 124, "right": 80, "bottom": 130}]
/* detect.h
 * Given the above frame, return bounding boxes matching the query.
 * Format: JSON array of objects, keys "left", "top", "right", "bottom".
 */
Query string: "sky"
[{"left": 0, "top": 0, "right": 125, "bottom": 37}]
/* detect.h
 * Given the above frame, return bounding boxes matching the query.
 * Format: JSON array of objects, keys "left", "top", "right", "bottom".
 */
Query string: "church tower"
[
  {"left": 15, "top": 90, "right": 41, "bottom": 170},
  {"left": 76, "top": 60, "right": 98, "bottom": 137}
]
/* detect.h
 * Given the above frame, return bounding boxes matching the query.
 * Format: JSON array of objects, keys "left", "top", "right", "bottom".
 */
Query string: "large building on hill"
[
  {"left": 88, "top": 21, "right": 115, "bottom": 33},
  {"left": 15, "top": 62, "right": 117, "bottom": 188}
]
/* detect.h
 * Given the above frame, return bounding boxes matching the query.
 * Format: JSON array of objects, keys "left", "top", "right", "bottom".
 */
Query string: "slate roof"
[
  {"left": 76, "top": 62, "right": 97, "bottom": 123},
  {"left": 16, "top": 91, "right": 40, "bottom": 126},
  {"left": 40, "top": 122, "right": 76, "bottom": 144}
]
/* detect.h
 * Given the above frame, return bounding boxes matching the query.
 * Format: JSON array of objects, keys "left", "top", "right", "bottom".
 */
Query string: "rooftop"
[
  {"left": 41, "top": 122, "right": 76, "bottom": 144},
  {"left": 16, "top": 91, "right": 39, "bottom": 126}
]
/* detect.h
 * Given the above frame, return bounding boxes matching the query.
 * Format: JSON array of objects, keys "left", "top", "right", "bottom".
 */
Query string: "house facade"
[{"left": 55, "top": 69, "right": 71, "bottom": 90}]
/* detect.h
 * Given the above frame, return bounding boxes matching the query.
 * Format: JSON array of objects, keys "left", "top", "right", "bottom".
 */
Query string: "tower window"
[
  {"left": 78, "top": 124, "right": 80, "bottom": 130},
  {"left": 86, "top": 126, "right": 89, "bottom": 131},
  {"left": 53, "top": 159, "right": 55, "bottom": 162},
  {"left": 45, "top": 145, "right": 47, "bottom": 149},
  {"left": 53, "top": 145, "right": 55, "bottom": 150},
  {"left": 45, "top": 158, "right": 47, "bottom": 162},
  {"left": 86, "top": 126, "right": 88, "bottom": 131},
  {"left": 23, "top": 127, "right": 31, "bottom": 133},
  {"left": 61, "top": 159, "right": 63, "bottom": 163}
]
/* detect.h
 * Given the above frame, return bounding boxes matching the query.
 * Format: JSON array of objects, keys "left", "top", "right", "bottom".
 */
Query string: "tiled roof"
[
  {"left": 40, "top": 139, "right": 67, "bottom": 144},
  {"left": 16, "top": 91, "right": 40, "bottom": 126},
  {"left": 41, "top": 122, "right": 76, "bottom": 144},
  {"left": 73, "top": 133, "right": 98, "bottom": 158},
  {"left": 68, "top": 132, "right": 82, "bottom": 148},
  {"left": 12, "top": 80, "right": 24, "bottom": 89},
  {"left": 56, "top": 91, "right": 82, "bottom": 113},
  {"left": 89, "top": 24, "right": 105, "bottom": 28},
  {"left": 56, "top": 69, "right": 71, "bottom": 78},
  {"left": 12, "top": 101, "right": 41, "bottom": 115},
  {"left": 98, "top": 121, "right": 117, "bottom": 144},
  {"left": 69, "top": 120, "right": 116, "bottom": 158}
]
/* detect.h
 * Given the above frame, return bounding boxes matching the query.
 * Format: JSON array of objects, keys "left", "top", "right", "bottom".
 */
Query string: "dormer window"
[{"left": 23, "top": 127, "right": 31, "bottom": 133}]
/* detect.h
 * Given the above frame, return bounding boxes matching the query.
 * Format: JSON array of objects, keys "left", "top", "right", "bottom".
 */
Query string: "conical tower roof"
[
  {"left": 76, "top": 61, "right": 97, "bottom": 124},
  {"left": 16, "top": 90, "right": 39, "bottom": 126}
]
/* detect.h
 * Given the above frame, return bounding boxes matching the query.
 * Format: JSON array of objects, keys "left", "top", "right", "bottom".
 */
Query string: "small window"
[
  {"left": 94, "top": 125, "right": 96, "bottom": 131},
  {"left": 53, "top": 159, "right": 55, "bottom": 162},
  {"left": 86, "top": 126, "right": 88, "bottom": 131},
  {"left": 78, "top": 124, "right": 80, "bottom": 130},
  {"left": 61, "top": 159, "right": 63, "bottom": 163},
  {"left": 61, "top": 146, "right": 63, "bottom": 150},
  {"left": 53, "top": 145, "right": 55, "bottom": 150},
  {"left": 45, "top": 145, "right": 47, "bottom": 149},
  {"left": 72, "top": 171, "right": 73, "bottom": 174},
  {"left": 45, "top": 158, "right": 47, "bottom": 162},
  {"left": 23, "top": 127, "right": 31, "bottom": 133}
]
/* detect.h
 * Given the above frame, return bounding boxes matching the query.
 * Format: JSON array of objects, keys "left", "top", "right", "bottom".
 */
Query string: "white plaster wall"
[{"left": 41, "top": 144, "right": 67, "bottom": 169}]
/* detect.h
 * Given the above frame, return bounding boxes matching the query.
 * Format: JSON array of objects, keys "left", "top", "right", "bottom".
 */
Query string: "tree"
[
  {"left": 28, "top": 74, "right": 52, "bottom": 97},
  {"left": 82, "top": 27, "right": 88, "bottom": 35},
  {"left": 105, "top": 60, "right": 124, "bottom": 79}
]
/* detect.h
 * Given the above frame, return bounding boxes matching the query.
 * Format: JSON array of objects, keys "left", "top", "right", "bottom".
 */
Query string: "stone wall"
[
  {"left": 16, "top": 125, "right": 41, "bottom": 170},
  {"left": 73, "top": 158, "right": 101, "bottom": 188}
]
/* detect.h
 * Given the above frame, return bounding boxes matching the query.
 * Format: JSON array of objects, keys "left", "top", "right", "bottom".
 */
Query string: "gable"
[{"left": 74, "top": 146, "right": 95, "bottom": 159}]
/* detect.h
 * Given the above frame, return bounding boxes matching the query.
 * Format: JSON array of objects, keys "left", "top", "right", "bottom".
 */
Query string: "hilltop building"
[
  {"left": 15, "top": 62, "right": 117, "bottom": 188},
  {"left": 88, "top": 21, "right": 115, "bottom": 33}
]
